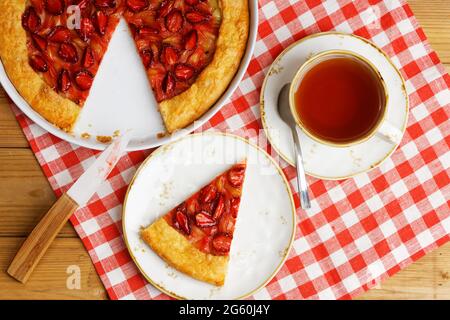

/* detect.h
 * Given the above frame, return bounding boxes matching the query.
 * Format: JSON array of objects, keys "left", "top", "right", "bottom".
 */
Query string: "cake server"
[{"left": 7, "top": 133, "right": 131, "bottom": 283}]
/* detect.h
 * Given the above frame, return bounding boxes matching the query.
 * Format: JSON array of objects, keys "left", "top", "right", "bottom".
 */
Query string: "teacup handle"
[{"left": 376, "top": 121, "right": 403, "bottom": 145}]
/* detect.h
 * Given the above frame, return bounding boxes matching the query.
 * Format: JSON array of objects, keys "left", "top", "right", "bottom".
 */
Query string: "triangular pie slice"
[
  {"left": 0, "top": 0, "right": 248, "bottom": 133},
  {"left": 141, "top": 161, "right": 246, "bottom": 286}
]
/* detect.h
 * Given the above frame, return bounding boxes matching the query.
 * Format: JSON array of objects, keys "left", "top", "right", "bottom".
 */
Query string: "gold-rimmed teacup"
[{"left": 289, "top": 50, "right": 403, "bottom": 147}]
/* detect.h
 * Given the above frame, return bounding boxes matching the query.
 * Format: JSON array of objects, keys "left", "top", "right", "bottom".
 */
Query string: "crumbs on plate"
[{"left": 96, "top": 135, "right": 112, "bottom": 143}]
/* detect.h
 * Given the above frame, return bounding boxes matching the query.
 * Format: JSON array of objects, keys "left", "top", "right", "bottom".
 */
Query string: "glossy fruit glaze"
[
  {"left": 21, "top": 0, "right": 221, "bottom": 105},
  {"left": 164, "top": 162, "right": 246, "bottom": 256},
  {"left": 125, "top": 0, "right": 221, "bottom": 102}
]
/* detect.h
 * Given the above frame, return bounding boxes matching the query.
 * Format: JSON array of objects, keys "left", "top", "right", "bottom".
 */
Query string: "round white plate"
[
  {"left": 122, "top": 133, "right": 296, "bottom": 300},
  {"left": 261, "top": 32, "right": 409, "bottom": 180},
  {"left": 0, "top": 1, "right": 258, "bottom": 151}
]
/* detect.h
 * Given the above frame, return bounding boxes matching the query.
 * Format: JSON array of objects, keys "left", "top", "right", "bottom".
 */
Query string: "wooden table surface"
[{"left": 0, "top": 0, "right": 449, "bottom": 300}]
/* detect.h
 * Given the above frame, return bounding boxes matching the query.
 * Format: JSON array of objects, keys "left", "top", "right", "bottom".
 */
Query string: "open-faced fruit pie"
[
  {"left": 140, "top": 161, "right": 246, "bottom": 286},
  {"left": 0, "top": 0, "right": 249, "bottom": 133}
]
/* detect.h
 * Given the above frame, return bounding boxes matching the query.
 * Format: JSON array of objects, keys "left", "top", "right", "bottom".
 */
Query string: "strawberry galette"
[
  {"left": 141, "top": 161, "right": 246, "bottom": 286},
  {"left": 0, "top": 0, "right": 249, "bottom": 133}
]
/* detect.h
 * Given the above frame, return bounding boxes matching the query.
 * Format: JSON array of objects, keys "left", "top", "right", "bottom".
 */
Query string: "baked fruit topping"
[
  {"left": 140, "top": 161, "right": 247, "bottom": 286},
  {"left": 5, "top": 0, "right": 249, "bottom": 133},
  {"left": 162, "top": 161, "right": 246, "bottom": 256},
  {"left": 21, "top": 0, "right": 124, "bottom": 105},
  {"left": 124, "top": 0, "right": 222, "bottom": 102},
  {"left": 21, "top": 0, "right": 221, "bottom": 106}
]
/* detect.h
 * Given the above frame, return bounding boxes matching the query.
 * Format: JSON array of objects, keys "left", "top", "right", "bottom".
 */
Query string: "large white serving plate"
[
  {"left": 0, "top": 1, "right": 258, "bottom": 151},
  {"left": 122, "top": 133, "right": 296, "bottom": 299}
]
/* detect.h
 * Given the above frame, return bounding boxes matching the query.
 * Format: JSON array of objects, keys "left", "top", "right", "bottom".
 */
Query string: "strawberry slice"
[
  {"left": 185, "top": 0, "right": 199, "bottom": 5},
  {"left": 195, "top": 212, "right": 216, "bottom": 228},
  {"left": 186, "top": 196, "right": 200, "bottom": 215},
  {"left": 58, "top": 69, "right": 71, "bottom": 92},
  {"left": 162, "top": 73, "right": 175, "bottom": 95},
  {"left": 218, "top": 212, "right": 235, "bottom": 235},
  {"left": 175, "top": 211, "right": 190, "bottom": 235},
  {"left": 58, "top": 42, "right": 79, "bottom": 64},
  {"left": 201, "top": 184, "right": 216, "bottom": 203},
  {"left": 74, "top": 70, "right": 94, "bottom": 90},
  {"left": 31, "top": 34, "right": 48, "bottom": 52},
  {"left": 174, "top": 64, "right": 195, "bottom": 81},
  {"left": 212, "top": 234, "right": 232, "bottom": 253},
  {"left": 29, "top": 55, "right": 48, "bottom": 72},
  {"left": 126, "top": 0, "right": 149, "bottom": 12},
  {"left": 141, "top": 49, "right": 153, "bottom": 68},
  {"left": 212, "top": 195, "right": 224, "bottom": 220},
  {"left": 161, "top": 46, "right": 178, "bottom": 65},
  {"left": 45, "top": 0, "right": 65, "bottom": 16},
  {"left": 230, "top": 197, "right": 240, "bottom": 218},
  {"left": 227, "top": 164, "right": 245, "bottom": 187},
  {"left": 81, "top": 47, "right": 94, "bottom": 68},
  {"left": 94, "top": 0, "right": 116, "bottom": 9},
  {"left": 93, "top": 11, "right": 108, "bottom": 36},
  {"left": 184, "top": 30, "right": 197, "bottom": 51},
  {"left": 159, "top": 0, "right": 174, "bottom": 18},
  {"left": 30, "top": 0, "right": 45, "bottom": 12},
  {"left": 22, "top": 7, "right": 41, "bottom": 32},
  {"left": 78, "top": 17, "right": 95, "bottom": 42},
  {"left": 137, "top": 26, "right": 158, "bottom": 37},
  {"left": 165, "top": 10, "right": 183, "bottom": 32},
  {"left": 74, "top": 0, "right": 90, "bottom": 12},
  {"left": 185, "top": 10, "right": 210, "bottom": 24},
  {"left": 47, "top": 26, "right": 71, "bottom": 43}
]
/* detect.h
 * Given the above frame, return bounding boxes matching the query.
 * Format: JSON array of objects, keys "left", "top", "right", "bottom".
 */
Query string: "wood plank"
[
  {"left": 1, "top": 239, "right": 449, "bottom": 300},
  {"left": 0, "top": 89, "right": 28, "bottom": 148},
  {"left": 0, "top": 237, "right": 107, "bottom": 300},
  {"left": 0, "top": 148, "right": 77, "bottom": 237},
  {"left": 360, "top": 243, "right": 450, "bottom": 300},
  {"left": 409, "top": 0, "right": 450, "bottom": 64}
]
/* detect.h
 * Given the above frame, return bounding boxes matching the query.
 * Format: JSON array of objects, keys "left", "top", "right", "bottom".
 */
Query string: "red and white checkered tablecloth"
[{"left": 7, "top": 0, "right": 450, "bottom": 300}]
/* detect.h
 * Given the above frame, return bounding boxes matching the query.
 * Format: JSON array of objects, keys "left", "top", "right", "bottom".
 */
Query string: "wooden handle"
[{"left": 7, "top": 193, "right": 78, "bottom": 283}]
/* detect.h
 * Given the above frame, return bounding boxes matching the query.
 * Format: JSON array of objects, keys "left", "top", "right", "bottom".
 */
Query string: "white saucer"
[
  {"left": 122, "top": 133, "right": 296, "bottom": 299},
  {"left": 261, "top": 32, "right": 409, "bottom": 180}
]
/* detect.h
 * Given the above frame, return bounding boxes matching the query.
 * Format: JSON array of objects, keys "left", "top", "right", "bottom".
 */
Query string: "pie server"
[{"left": 7, "top": 133, "right": 131, "bottom": 283}]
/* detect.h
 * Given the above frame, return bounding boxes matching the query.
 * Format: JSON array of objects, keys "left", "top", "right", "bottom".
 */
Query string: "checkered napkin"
[{"left": 7, "top": 0, "right": 450, "bottom": 299}]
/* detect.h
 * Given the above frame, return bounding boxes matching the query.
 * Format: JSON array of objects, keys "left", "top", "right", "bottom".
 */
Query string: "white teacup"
[{"left": 289, "top": 50, "right": 403, "bottom": 147}]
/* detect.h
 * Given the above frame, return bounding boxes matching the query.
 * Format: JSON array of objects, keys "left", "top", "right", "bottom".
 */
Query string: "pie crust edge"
[
  {"left": 141, "top": 218, "right": 229, "bottom": 286},
  {"left": 0, "top": 0, "right": 81, "bottom": 132},
  {"left": 159, "top": 0, "right": 250, "bottom": 133},
  {"left": 0, "top": 0, "right": 249, "bottom": 134}
]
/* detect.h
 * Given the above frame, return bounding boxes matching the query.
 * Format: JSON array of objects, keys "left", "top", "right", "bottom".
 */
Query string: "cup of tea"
[{"left": 289, "top": 50, "right": 403, "bottom": 147}]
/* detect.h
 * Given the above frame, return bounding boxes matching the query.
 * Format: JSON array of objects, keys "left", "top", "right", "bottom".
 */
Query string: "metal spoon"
[{"left": 277, "top": 83, "right": 311, "bottom": 209}]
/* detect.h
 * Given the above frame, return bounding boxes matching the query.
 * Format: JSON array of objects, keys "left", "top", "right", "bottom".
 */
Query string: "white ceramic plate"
[
  {"left": 122, "top": 133, "right": 296, "bottom": 300},
  {"left": 0, "top": 1, "right": 258, "bottom": 151},
  {"left": 261, "top": 32, "right": 409, "bottom": 180}
]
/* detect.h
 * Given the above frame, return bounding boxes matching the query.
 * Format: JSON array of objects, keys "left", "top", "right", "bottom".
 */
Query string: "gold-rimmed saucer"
[{"left": 260, "top": 32, "right": 409, "bottom": 180}]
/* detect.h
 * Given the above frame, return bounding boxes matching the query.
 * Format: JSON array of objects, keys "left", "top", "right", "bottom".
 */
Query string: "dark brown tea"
[{"left": 294, "top": 56, "right": 385, "bottom": 144}]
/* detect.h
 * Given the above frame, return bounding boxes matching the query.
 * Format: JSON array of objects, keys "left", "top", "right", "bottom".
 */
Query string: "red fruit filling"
[
  {"left": 21, "top": 0, "right": 221, "bottom": 108},
  {"left": 164, "top": 163, "right": 247, "bottom": 256},
  {"left": 124, "top": 0, "right": 221, "bottom": 102},
  {"left": 21, "top": 0, "right": 123, "bottom": 105}
]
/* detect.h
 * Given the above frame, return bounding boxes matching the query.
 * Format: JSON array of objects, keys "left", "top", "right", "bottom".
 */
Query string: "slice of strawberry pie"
[{"left": 141, "top": 161, "right": 246, "bottom": 286}]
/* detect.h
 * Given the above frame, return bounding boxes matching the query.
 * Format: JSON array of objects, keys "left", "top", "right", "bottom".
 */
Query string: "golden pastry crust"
[
  {"left": 1, "top": 0, "right": 248, "bottom": 134},
  {"left": 141, "top": 218, "right": 229, "bottom": 286},
  {"left": 0, "top": 0, "right": 81, "bottom": 132},
  {"left": 159, "top": 0, "right": 249, "bottom": 133}
]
